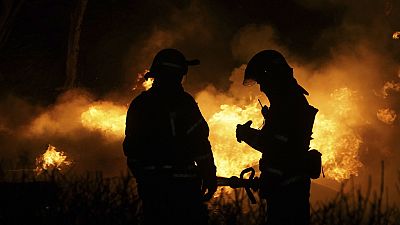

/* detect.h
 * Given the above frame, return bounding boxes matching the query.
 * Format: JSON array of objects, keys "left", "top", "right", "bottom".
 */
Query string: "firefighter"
[
  {"left": 236, "top": 50, "right": 318, "bottom": 225},
  {"left": 123, "top": 48, "right": 217, "bottom": 225}
]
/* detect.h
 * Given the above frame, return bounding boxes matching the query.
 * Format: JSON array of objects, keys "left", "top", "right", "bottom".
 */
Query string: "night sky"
[{"left": 2, "top": 0, "right": 398, "bottom": 103}]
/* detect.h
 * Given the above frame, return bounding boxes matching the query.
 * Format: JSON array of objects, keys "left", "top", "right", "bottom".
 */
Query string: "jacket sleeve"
[
  {"left": 184, "top": 96, "right": 216, "bottom": 180},
  {"left": 123, "top": 96, "right": 146, "bottom": 159}
]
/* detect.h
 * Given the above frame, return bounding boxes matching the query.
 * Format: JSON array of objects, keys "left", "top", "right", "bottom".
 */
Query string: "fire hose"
[{"left": 216, "top": 167, "right": 259, "bottom": 204}]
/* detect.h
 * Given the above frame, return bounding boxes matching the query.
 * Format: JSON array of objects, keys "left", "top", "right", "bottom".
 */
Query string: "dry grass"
[{"left": 0, "top": 165, "right": 399, "bottom": 225}]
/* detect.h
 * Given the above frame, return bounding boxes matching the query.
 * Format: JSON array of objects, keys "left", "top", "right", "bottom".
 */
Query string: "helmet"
[
  {"left": 243, "top": 50, "right": 293, "bottom": 86},
  {"left": 144, "top": 48, "right": 200, "bottom": 80}
]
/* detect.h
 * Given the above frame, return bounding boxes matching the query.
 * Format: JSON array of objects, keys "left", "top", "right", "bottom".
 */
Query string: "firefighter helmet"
[
  {"left": 144, "top": 48, "right": 200, "bottom": 80},
  {"left": 243, "top": 50, "right": 293, "bottom": 86}
]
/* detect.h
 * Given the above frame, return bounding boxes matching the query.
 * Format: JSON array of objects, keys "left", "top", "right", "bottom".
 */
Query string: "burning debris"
[
  {"left": 377, "top": 108, "right": 397, "bottom": 125},
  {"left": 310, "top": 88, "right": 363, "bottom": 181},
  {"left": 76, "top": 76, "right": 365, "bottom": 182},
  {"left": 393, "top": 31, "right": 400, "bottom": 40},
  {"left": 35, "top": 144, "right": 72, "bottom": 175},
  {"left": 382, "top": 81, "right": 400, "bottom": 98}
]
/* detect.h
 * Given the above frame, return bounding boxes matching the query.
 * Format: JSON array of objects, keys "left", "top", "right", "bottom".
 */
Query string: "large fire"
[
  {"left": 79, "top": 80, "right": 364, "bottom": 181},
  {"left": 132, "top": 70, "right": 154, "bottom": 91},
  {"left": 35, "top": 144, "right": 72, "bottom": 175},
  {"left": 310, "top": 88, "right": 363, "bottom": 180}
]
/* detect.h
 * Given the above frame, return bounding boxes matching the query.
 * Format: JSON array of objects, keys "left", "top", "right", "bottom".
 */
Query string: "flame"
[
  {"left": 143, "top": 77, "right": 154, "bottom": 90},
  {"left": 79, "top": 78, "right": 363, "bottom": 181},
  {"left": 206, "top": 87, "right": 363, "bottom": 181},
  {"left": 35, "top": 144, "right": 72, "bottom": 175},
  {"left": 133, "top": 70, "right": 153, "bottom": 91},
  {"left": 377, "top": 108, "right": 397, "bottom": 124},
  {"left": 393, "top": 31, "right": 400, "bottom": 40},
  {"left": 310, "top": 88, "right": 363, "bottom": 180},
  {"left": 80, "top": 102, "right": 127, "bottom": 138},
  {"left": 208, "top": 103, "right": 263, "bottom": 177}
]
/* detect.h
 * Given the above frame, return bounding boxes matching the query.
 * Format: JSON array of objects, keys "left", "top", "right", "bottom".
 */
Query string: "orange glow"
[
  {"left": 208, "top": 103, "right": 263, "bottom": 177},
  {"left": 382, "top": 81, "right": 400, "bottom": 98},
  {"left": 80, "top": 102, "right": 127, "bottom": 138},
  {"left": 143, "top": 77, "right": 154, "bottom": 90},
  {"left": 35, "top": 144, "right": 72, "bottom": 175},
  {"left": 393, "top": 31, "right": 400, "bottom": 40},
  {"left": 79, "top": 75, "right": 363, "bottom": 181},
  {"left": 310, "top": 88, "right": 363, "bottom": 181},
  {"left": 377, "top": 108, "right": 397, "bottom": 125}
]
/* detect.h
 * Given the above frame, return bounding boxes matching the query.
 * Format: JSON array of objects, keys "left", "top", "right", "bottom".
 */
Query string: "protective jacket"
[
  {"left": 239, "top": 90, "right": 317, "bottom": 225},
  {"left": 241, "top": 91, "right": 317, "bottom": 192},
  {"left": 123, "top": 82, "right": 216, "bottom": 184}
]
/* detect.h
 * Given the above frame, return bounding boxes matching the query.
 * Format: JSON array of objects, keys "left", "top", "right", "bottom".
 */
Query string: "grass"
[{"left": 0, "top": 166, "right": 399, "bottom": 225}]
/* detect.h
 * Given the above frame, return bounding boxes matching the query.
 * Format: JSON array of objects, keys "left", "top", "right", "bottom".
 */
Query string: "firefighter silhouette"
[
  {"left": 123, "top": 49, "right": 217, "bottom": 225},
  {"left": 236, "top": 50, "right": 319, "bottom": 225}
]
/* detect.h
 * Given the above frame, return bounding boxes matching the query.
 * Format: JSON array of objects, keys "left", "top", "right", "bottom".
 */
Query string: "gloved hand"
[
  {"left": 236, "top": 120, "right": 253, "bottom": 143},
  {"left": 202, "top": 177, "right": 217, "bottom": 201}
]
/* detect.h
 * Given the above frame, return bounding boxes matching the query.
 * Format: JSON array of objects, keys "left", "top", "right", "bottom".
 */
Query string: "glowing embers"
[
  {"left": 35, "top": 144, "right": 72, "bottom": 175},
  {"left": 80, "top": 102, "right": 126, "bottom": 138},
  {"left": 377, "top": 108, "right": 397, "bottom": 125},
  {"left": 393, "top": 31, "right": 400, "bottom": 40}
]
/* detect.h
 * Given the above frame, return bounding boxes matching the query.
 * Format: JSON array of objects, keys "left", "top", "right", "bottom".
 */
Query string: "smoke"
[
  {"left": 197, "top": 0, "right": 400, "bottom": 197},
  {"left": 231, "top": 25, "right": 287, "bottom": 62},
  {"left": 122, "top": 0, "right": 216, "bottom": 93},
  {"left": 0, "top": 89, "right": 127, "bottom": 175},
  {"left": 1, "top": 0, "right": 399, "bottom": 202}
]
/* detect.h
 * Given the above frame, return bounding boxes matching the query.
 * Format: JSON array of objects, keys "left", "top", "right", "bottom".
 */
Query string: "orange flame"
[
  {"left": 382, "top": 81, "right": 400, "bottom": 98},
  {"left": 133, "top": 69, "right": 153, "bottom": 91},
  {"left": 393, "top": 31, "right": 400, "bottom": 40},
  {"left": 35, "top": 144, "right": 72, "bottom": 175},
  {"left": 142, "top": 77, "right": 154, "bottom": 90},
  {"left": 208, "top": 103, "right": 263, "bottom": 177},
  {"left": 377, "top": 108, "right": 397, "bottom": 125},
  {"left": 79, "top": 77, "right": 363, "bottom": 181},
  {"left": 207, "top": 87, "right": 363, "bottom": 181},
  {"left": 80, "top": 102, "right": 127, "bottom": 138}
]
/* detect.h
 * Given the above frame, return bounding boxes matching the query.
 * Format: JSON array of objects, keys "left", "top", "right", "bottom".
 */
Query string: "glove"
[
  {"left": 202, "top": 176, "right": 217, "bottom": 201},
  {"left": 236, "top": 120, "right": 253, "bottom": 143}
]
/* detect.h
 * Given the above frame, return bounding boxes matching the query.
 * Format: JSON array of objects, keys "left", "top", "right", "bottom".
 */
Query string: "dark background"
[{"left": 2, "top": 0, "right": 398, "bottom": 104}]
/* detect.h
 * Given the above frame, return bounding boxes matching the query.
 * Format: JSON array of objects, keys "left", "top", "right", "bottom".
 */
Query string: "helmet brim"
[
  {"left": 243, "top": 78, "right": 257, "bottom": 86},
  {"left": 145, "top": 59, "right": 200, "bottom": 80},
  {"left": 144, "top": 71, "right": 156, "bottom": 80}
]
